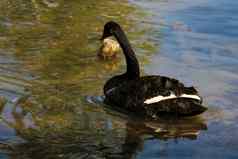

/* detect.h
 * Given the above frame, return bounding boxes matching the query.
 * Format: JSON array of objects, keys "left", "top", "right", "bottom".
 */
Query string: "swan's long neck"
[{"left": 113, "top": 28, "right": 140, "bottom": 79}]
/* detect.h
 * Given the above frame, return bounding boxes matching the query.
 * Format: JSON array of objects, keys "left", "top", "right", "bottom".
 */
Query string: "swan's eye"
[{"left": 109, "top": 28, "right": 114, "bottom": 34}]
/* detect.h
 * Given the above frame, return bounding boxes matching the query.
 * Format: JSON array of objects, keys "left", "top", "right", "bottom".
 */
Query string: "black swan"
[{"left": 101, "top": 21, "right": 207, "bottom": 118}]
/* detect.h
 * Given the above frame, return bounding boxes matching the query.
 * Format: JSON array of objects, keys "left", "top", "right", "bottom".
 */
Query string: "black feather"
[{"left": 101, "top": 21, "right": 207, "bottom": 118}]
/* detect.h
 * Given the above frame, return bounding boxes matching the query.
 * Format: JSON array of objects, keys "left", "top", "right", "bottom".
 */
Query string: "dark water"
[{"left": 0, "top": 0, "right": 237, "bottom": 159}]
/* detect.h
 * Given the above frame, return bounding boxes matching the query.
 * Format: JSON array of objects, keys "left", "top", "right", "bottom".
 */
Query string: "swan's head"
[{"left": 101, "top": 21, "right": 121, "bottom": 40}]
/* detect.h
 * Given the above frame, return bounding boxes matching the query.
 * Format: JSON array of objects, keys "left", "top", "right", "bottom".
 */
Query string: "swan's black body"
[{"left": 101, "top": 21, "right": 207, "bottom": 118}]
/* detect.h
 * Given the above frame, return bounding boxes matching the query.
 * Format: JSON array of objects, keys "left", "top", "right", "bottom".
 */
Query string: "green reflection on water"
[{"left": 0, "top": 0, "right": 146, "bottom": 106}]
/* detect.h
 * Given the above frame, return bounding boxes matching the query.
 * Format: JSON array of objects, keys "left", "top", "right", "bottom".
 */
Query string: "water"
[
  {"left": 0, "top": 0, "right": 237, "bottom": 158},
  {"left": 131, "top": 0, "right": 238, "bottom": 158}
]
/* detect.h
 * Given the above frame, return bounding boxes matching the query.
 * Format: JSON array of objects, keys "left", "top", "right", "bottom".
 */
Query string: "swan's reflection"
[
  {"left": 126, "top": 116, "right": 207, "bottom": 140},
  {"left": 0, "top": 97, "right": 207, "bottom": 159}
]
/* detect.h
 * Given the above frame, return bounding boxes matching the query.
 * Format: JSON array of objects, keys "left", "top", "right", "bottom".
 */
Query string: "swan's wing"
[
  {"left": 141, "top": 76, "right": 202, "bottom": 104},
  {"left": 140, "top": 76, "right": 206, "bottom": 117},
  {"left": 104, "top": 75, "right": 206, "bottom": 117}
]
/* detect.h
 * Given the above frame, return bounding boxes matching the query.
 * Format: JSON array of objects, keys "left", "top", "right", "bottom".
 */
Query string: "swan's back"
[{"left": 104, "top": 75, "right": 207, "bottom": 118}]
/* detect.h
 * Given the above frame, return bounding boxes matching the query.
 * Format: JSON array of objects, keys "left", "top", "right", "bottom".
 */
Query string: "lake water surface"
[
  {"left": 0, "top": 0, "right": 238, "bottom": 158},
  {"left": 131, "top": 0, "right": 238, "bottom": 158}
]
